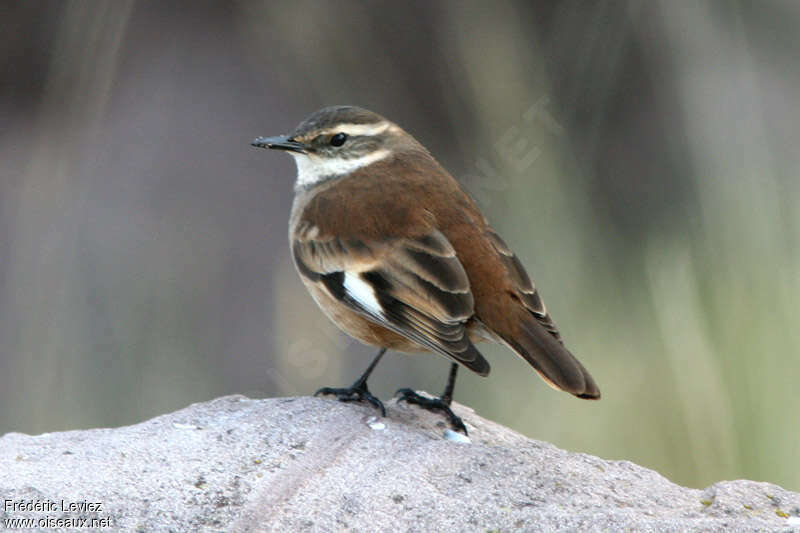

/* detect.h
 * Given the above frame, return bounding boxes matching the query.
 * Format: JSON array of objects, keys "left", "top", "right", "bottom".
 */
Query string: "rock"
[{"left": 1, "top": 395, "right": 798, "bottom": 532}]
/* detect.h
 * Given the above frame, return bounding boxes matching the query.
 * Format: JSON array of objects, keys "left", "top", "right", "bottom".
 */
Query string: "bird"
[{"left": 251, "top": 106, "right": 600, "bottom": 434}]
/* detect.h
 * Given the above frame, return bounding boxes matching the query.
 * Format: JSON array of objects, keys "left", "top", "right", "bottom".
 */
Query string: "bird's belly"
[{"left": 301, "top": 277, "right": 428, "bottom": 353}]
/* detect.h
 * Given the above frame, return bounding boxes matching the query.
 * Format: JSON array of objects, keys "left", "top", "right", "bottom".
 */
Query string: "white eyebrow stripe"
[{"left": 318, "top": 122, "right": 391, "bottom": 137}]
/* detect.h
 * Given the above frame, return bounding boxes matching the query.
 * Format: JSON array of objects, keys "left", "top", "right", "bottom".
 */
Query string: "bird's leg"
[
  {"left": 396, "top": 363, "right": 467, "bottom": 434},
  {"left": 315, "top": 347, "right": 387, "bottom": 416}
]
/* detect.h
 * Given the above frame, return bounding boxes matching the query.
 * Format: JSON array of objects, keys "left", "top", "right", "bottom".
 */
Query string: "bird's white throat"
[{"left": 292, "top": 149, "right": 391, "bottom": 189}]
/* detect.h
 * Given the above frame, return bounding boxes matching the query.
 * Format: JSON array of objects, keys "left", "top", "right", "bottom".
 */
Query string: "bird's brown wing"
[
  {"left": 484, "top": 230, "right": 562, "bottom": 340},
  {"left": 292, "top": 228, "right": 490, "bottom": 376}
]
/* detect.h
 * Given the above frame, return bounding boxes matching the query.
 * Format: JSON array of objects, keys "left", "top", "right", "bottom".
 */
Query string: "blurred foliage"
[{"left": 1, "top": 0, "right": 798, "bottom": 491}]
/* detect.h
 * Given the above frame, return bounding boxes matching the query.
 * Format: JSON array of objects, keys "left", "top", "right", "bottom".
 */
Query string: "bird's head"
[{"left": 252, "top": 106, "right": 423, "bottom": 190}]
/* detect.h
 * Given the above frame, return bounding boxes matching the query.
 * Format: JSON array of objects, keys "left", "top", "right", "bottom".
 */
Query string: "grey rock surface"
[{"left": 1, "top": 395, "right": 799, "bottom": 532}]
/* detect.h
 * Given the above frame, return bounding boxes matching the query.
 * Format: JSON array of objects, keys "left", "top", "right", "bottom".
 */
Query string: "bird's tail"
[{"left": 500, "top": 308, "right": 600, "bottom": 399}]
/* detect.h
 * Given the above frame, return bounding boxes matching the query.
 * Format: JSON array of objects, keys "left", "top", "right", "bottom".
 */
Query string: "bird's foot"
[
  {"left": 395, "top": 388, "right": 467, "bottom": 435},
  {"left": 315, "top": 383, "right": 386, "bottom": 416}
]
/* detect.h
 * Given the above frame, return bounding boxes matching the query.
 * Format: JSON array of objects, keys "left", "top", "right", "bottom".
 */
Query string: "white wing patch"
[{"left": 343, "top": 272, "right": 384, "bottom": 318}]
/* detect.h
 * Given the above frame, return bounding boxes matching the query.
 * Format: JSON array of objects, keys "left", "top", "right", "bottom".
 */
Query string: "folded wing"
[{"left": 292, "top": 228, "right": 490, "bottom": 376}]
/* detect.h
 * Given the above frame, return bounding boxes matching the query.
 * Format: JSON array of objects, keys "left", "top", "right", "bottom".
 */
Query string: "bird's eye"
[{"left": 330, "top": 133, "right": 347, "bottom": 147}]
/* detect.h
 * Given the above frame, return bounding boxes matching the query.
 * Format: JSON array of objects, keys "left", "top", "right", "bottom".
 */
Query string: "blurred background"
[{"left": 1, "top": 0, "right": 798, "bottom": 491}]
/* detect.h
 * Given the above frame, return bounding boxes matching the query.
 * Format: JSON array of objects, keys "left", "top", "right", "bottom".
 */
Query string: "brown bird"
[{"left": 252, "top": 106, "right": 599, "bottom": 433}]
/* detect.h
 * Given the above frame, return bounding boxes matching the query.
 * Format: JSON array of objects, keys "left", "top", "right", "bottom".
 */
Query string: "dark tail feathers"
[{"left": 502, "top": 311, "right": 600, "bottom": 399}]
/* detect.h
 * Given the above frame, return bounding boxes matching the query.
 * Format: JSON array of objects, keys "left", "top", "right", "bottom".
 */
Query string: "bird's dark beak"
[{"left": 251, "top": 135, "right": 307, "bottom": 154}]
